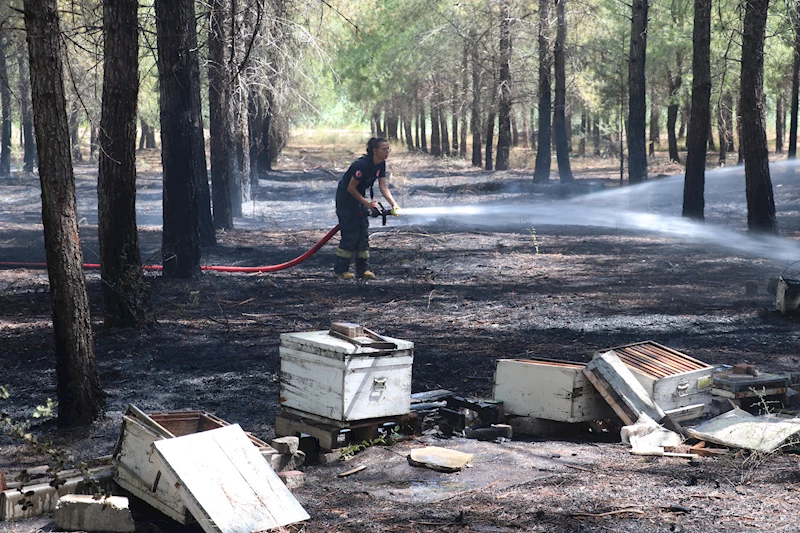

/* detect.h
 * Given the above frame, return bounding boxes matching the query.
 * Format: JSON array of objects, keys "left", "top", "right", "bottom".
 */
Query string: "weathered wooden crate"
[
  {"left": 595, "top": 341, "right": 713, "bottom": 421},
  {"left": 112, "top": 405, "right": 276, "bottom": 524},
  {"left": 493, "top": 358, "right": 615, "bottom": 423},
  {"left": 279, "top": 329, "right": 413, "bottom": 422}
]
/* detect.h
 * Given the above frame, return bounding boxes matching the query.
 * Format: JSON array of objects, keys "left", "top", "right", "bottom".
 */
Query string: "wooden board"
[
  {"left": 584, "top": 351, "right": 667, "bottom": 425},
  {"left": 153, "top": 424, "right": 309, "bottom": 533}
]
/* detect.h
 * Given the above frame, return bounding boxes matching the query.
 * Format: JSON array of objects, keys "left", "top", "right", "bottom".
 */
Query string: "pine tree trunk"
[
  {"left": 776, "top": 94, "right": 785, "bottom": 153},
  {"left": 98, "top": 0, "right": 152, "bottom": 327},
  {"left": 682, "top": 0, "right": 711, "bottom": 221},
  {"left": 24, "top": 0, "right": 104, "bottom": 426},
  {"left": 451, "top": 86, "right": 459, "bottom": 154},
  {"left": 430, "top": 92, "right": 441, "bottom": 156},
  {"left": 553, "top": 0, "right": 573, "bottom": 183},
  {"left": 420, "top": 102, "right": 428, "bottom": 153},
  {"left": 439, "top": 91, "right": 451, "bottom": 156},
  {"left": 578, "top": 109, "right": 586, "bottom": 156},
  {"left": 485, "top": 72, "right": 497, "bottom": 171},
  {"left": 16, "top": 36, "right": 36, "bottom": 172},
  {"left": 0, "top": 35, "right": 11, "bottom": 177},
  {"left": 470, "top": 30, "right": 482, "bottom": 167},
  {"left": 649, "top": 86, "right": 660, "bottom": 156},
  {"left": 69, "top": 99, "right": 83, "bottom": 162},
  {"left": 627, "top": 0, "right": 649, "bottom": 184},
  {"left": 156, "top": 0, "right": 203, "bottom": 277},
  {"left": 208, "top": 0, "right": 234, "bottom": 230},
  {"left": 741, "top": 0, "right": 777, "bottom": 232},
  {"left": 495, "top": 4, "right": 512, "bottom": 170},
  {"left": 789, "top": 2, "right": 800, "bottom": 159},
  {"left": 533, "top": 0, "right": 552, "bottom": 183}
]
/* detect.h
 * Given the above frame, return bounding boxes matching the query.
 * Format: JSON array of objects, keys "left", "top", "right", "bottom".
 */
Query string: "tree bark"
[
  {"left": 0, "top": 35, "right": 12, "bottom": 177},
  {"left": 553, "top": 0, "right": 573, "bottom": 183},
  {"left": 741, "top": 0, "right": 777, "bottom": 232},
  {"left": 156, "top": 0, "right": 203, "bottom": 277},
  {"left": 16, "top": 36, "right": 36, "bottom": 172},
  {"left": 627, "top": 0, "right": 648, "bottom": 184},
  {"left": 485, "top": 70, "right": 497, "bottom": 171},
  {"left": 430, "top": 89, "right": 441, "bottom": 156},
  {"left": 470, "top": 29, "right": 482, "bottom": 167},
  {"left": 98, "top": 0, "right": 152, "bottom": 327},
  {"left": 420, "top": 101, "right": 427, "bottom": 153},
  {"left": 495, "top": 4, "right": 512, "bottom": 171},
  {"left": 533, "top": 0, "right": 552, "bottom": 183},
  {"left": 69, "top": 99, "right": 83, "bottom": 162},
  {"left": 208, "top": 0, "right": 234, "bottom": 230},
  {"left": 682, "top": 0, "right": 711, "bottom": 221},
  {"left": 666, "top": 61, "right": 683, "bottom": 164},
  {"left": 776, "top": 94, "right": 785, "bottom": 154},
  {"left": 649, "top": 86, "right": 660, "bottom": 156},
  {"left": 790, "top": 0, "right": 800, "bottom": 159},
  {"left": 24, "top": 0, "right": 104, "bottom": 426}
]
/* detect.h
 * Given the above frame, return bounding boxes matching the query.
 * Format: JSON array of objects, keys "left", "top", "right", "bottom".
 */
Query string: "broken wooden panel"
[
  {"left": 153, "top": 424, "right": 309, "bottom": 533},
  {"left": 597, "top": 341, "right": 713, "bottom": 420},
  {"left": 493, "top": 358, "right": 615, "bottom": 423},
  {"left": 279, "top": 330, "right": 413, "bottom": 421},
  {"left": 584, "top": 351, "right": 667, "bottom": 426},
  {"left": 112, "top": 405, "right": 278, "bottom": 524},
  {"left": 686, "top": 408, "right": 800, "bottom": 453}
]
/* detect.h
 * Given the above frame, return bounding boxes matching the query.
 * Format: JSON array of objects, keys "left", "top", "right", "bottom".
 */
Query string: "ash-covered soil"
[{"left": 2, "top": 146, "right": 800, "bottom": 532}]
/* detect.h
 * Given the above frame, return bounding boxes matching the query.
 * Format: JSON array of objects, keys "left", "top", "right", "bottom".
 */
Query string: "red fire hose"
[{"left": 0, "top": 224, "right": 341, "bottom": 273}]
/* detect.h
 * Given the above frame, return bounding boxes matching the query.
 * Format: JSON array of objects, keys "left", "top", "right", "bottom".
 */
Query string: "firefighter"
[{"left": 334, "top": 137, "right": 400, "bottom": 280}]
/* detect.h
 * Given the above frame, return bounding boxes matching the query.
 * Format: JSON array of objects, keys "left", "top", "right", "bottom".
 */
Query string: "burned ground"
[{"left": 2, "top": 148, "right": 800, "bottom": 532}]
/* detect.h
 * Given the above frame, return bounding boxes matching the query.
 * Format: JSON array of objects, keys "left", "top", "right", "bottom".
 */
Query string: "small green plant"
[
  {"left": 529, "top": 226, "right": 540, "bottom": 254},
  {"left": 340, "top": 427, "right": 400, "bottom": 460},
  {"left": 1, "top": 386, "right": 109, "bottom": 511}
]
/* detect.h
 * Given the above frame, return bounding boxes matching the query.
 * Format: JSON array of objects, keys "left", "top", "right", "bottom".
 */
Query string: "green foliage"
[
  {"left": 0, "top": 386, "right": 109, "bottom": 510},
  {"left": 339, "top": 427, "right": 400, "bottom": 460}
]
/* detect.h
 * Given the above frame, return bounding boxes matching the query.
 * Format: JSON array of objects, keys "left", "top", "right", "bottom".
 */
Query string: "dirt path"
[{"left": 2, "top": 147, "right": 800, "bottom": 532}]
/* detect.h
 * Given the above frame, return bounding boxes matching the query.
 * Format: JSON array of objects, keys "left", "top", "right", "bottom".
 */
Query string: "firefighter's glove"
[{"left": 391, "top": 205, "right": 401, "bottom": 216}]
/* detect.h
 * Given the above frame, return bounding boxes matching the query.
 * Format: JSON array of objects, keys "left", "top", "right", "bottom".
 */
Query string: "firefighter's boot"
[
  {"left": 355, "top": 257, "right": 376, "bottom": 280},
  {"left": 334, "top": 255, "right": 354, "bottom": 280}
]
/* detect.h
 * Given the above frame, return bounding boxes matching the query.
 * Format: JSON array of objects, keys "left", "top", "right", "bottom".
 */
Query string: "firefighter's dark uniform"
[{"left": 334, "top": 154, "right": 386, "bottom": 277}]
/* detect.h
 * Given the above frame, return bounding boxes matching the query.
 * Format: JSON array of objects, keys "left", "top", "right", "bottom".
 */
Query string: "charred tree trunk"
[
  {"left": 451, "top": 86, "right": 459, "bottom": 154},
  {"left": 790, "top": 1, "right": 800, "bottom": 159},
  {"left": 776, "top": 94, "right": 785, "bottom": 154},
  {"left": 403, "top": 97, "right": 414, "bottom": 151},
  {"left": 0, "top": 35, "right": 11, "bottom": 177},
  {"left": 627, "top": 0, "right": 648, "bottom": 184},
  {"left": 69, "top": 100, "right": 83, "bottom": 162},
  {"left": 98, "top": 0, "right": 152, "bottom": 327},
  {"left": 420, "top": 101, "right": 428, "bottom": 153},
  {"left": 578, "top": 108, "right": 586, "bottom": 156},
  {"left": 707, "top": 114, "right": 716, "bottom": 151},
  {"left": 741, "top": 0, "right": 777, "bottom": 232},
  {"left": 17, "top": 37, "right": 36, "bottom": 172},
  {"left": 666, "top": 66, "right": 682, "bottom": 163},
  {"left": 430, "top": 93, "right": 441, "bottom": 157},
  {"left": 156, "top": 0, "right": 203, "bottom": 277},
  {"left": 208, "top": 0, "right": 234, "bottom": 230},
  {"left": 24, "top": 0, "right": 105, "bottom": 426},
  {"left": 593, "top": 113, "right": 601, "bottom": 155},
  {"left": 495, "top": 4, "right": 512, "bottom": 171},
  {"left": 682, "top": 0, "right": 711, "bottom": 221},
  {"left": 553, "top": 0, "right": 573, "bottom": 183},
  {"left": 533, "top": 0, "right": 552, "bottom": 183},
  {"left": 439, "top": 92, "right": 450, "bottom": 156},
  {"left": 470, "top": 30, "right": 482, "bottom": 167},
  {"left": 649, "top": 86, "right": 660, "bottom": 156},
  {"left": 486, "top": 70, "right": 498, "bottom": 171}
]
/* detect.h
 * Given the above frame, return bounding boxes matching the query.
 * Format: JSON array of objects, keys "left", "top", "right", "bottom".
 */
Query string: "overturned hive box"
[
  {"left": 112, "top": 405, "right": 276, "bottom": 524},
  {"left": 493, "top": 358, "right": 615, "bottom": 423},
  {"left": 594, "top": 341, "right": 713, "bottom": 421},
  {"left": 279, "top": 324, "right": 414, "bottom": 422}
]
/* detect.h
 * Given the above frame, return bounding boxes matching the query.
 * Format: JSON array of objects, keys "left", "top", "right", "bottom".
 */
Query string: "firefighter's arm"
[
  {"left": 347, "top": 177, "right": 378, "bottom": 209},
  {"left": 378, "top": 177, "right": 400, "bottom": 214}
]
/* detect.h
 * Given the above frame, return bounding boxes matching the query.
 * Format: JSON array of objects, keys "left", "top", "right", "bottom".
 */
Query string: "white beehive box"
[
  {"left": 595, "top": 341, "right": 713, "bottom": 421},
  {"left": 493, "top": 358, "right": 615, "bottom": 423},
  {"left": 279, "top": 329, "right": 414, "bottom": 422}
]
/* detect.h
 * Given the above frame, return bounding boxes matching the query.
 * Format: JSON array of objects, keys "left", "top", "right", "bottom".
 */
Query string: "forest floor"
[{"left": 3, "top": 141, "right": 800, "bottom": 532}]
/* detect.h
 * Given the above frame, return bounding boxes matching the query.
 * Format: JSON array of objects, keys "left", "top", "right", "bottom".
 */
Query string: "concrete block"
[
  {"left": 271, "top": 436, "right": 299, "bottom": 455},
  {"left": 269, "top": 450, "right": 306, "bottom": 472},
  {"left": 277, "top": 470, "right": 306, "bottom": 490},
  {"left": 54, "top": 494, "right": 135, "bottom": 533},
  {"left": 318, "top": 450, "right": 343, "bottom": 465}
]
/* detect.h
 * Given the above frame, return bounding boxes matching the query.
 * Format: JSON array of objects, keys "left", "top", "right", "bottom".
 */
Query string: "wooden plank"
[
  {"left": 585, "top": 351, "right": 666, "bottom": 424},
  {"left": 153, "top": 425, "right": 309, "bottom": 533},
  {"left": 1, "top": 470, "right": 113, "bottom": 521},
  {"left": 114, "top": 461, "right": 189, "bottom": 524},
  {"left": 582, "top": 367, "right": 636, "bottom": 425},
  {"left": 275, "top": 413, "right": 339, "bottom": 451}
]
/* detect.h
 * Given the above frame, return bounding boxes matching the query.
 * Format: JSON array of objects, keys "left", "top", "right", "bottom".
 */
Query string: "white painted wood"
[
  {"left": 280, "top": 332, "right": 413, "bottom": 421},
  {"left": 625, "top": 367, "right": 713, "bottom": 416},
  {"left": 153, "top": 425, "right": 309, "bottom": 533},
  {"left": 493, "top": 359, "right": 614, "bottom": 423},
  {"left": 586, "top": 351, "right": 666, "bottom": 423},
  {"left": 112, "top": 415, "right": 188, "bottom": 523}
]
